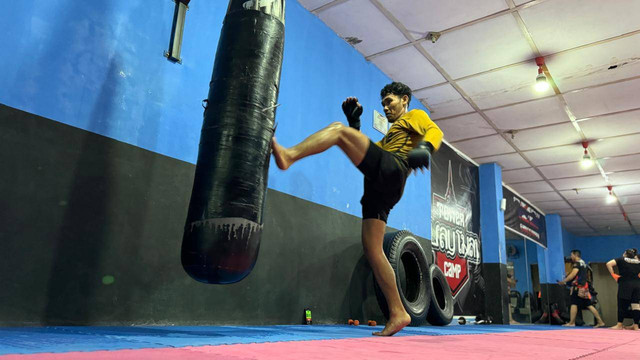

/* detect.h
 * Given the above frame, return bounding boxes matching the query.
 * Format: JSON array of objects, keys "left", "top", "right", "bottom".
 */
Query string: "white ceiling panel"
[
  {"left": 568, "top": 198, "right": 620, "bottom": 209},
  {"left": 591, "top": 134, "right": 640, "bottom": 158},
  {"left": 582, "top": 213, "right": 626, "bottom": 222},
  {"left": 619, "top": 195, "right": 640, "bottom": 205},
  {"left": 422, "top": 98, "right": 475, "bottom": 120},
  {"left": 436, "top": 113, "right": 495, "bottom": 142},
  {"left": 562, "top": 216, "right": 588, "bottom": 226},
  {"left": 538, "top": 162, "right": 600, "bottom": 180},
  {"left": 564, "top": 227, "right": 594, "bottom": 234},
  {"left": 590, "top": 219, "right": 632, "bottom": 228},
  {"left": 564, "top": 78, "right": 640, "bottom": 119},
  {"left": 509, "top": 180, "right": 554, "bottom": 194},
  {"left": 451, "top": 134, "right": 514, "bottom": 158},
  {"left": 378, "top": 0, "right": 508, "bottom": 36},
  {"left": 550, "top": 174, "right": 605, "bottom": 191},
  {"left": 580, "top": 109, "right": 640, "bottom": 139},
  {"left": 560, "top": 216, "right": 587, "bottom": 226},
  {"left": 518, "top": 0, "right": 640, "bottom": 54},
  {"left": 614, "top": 184, "right": 640, "bottom": 196},
  {"left": 371, "top": 46, "right": 446, "bottom": 89},
  {"left": 599, "top": 154, "right": 640, "bottom": 173},
  {"left": 560, "top": 187, "right": 609, "bottom": 200},
  {"left": 522, "top": 191, "right": 563, "bottom": 202},
  {"left": 424, "top": 14, "right": 533, "bottom": 79},
  {"left": 456, "top": 62, "right": 555, "bottom": 110},
  {"left": 628, "top": 213, "right": 640, "bottom": 221},
  {"left": 546, "top": 33, "right": 640, "bottom": 92},
  {"left": 523, "top": 144, "right": 584, "bottom": 166},
  {"left": 318, "top": 0, "right": 408, "bottom": 56},
  {"left": 298, "top": 0, "right": 333, "bottom": 11},
  {"left": 484, "top": 96, "right": 569, "bottom": 131},
  {"left": 502, "top": 167, "right": 543, "bottom": 184},
  {"left": 609, "top": 170, "right": 640, "bottom": 186},
  {"left": 578, "top": 206, "right": 626, "bottom": 215},
  {"left": 623, "top": 204, "right": 640, "bottom": 214},
  {"left": 475, "top": 153, "right": 530, "bottom": 170},
  {"left": 414, "top": 84, "right": 475, "bottom": 120},
  {"left": 511, "top": 122, "right": 582, "bottom": 151},
  {"left": 552, "top": 208, "right": 579, "bottom": 217},
  {"left": 536, "top": 200, "right": 572, "bottom": 211}
]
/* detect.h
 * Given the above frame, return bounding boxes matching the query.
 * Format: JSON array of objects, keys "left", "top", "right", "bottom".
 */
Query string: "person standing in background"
[{"left": 606, "top": 248, "right": 640, "bottom": 330}]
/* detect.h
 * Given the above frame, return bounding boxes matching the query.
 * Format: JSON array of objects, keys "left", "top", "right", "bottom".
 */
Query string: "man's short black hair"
[
  {"left": 380, "top": 82, "right": 412, "bottom": 105},
  {"left": 571, "top": 249, "right": 581, "bottom": 257}
]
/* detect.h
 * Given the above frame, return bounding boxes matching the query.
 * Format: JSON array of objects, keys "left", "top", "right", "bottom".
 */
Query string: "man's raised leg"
[
  {"left": 362, "top": 218, "right": 411, "bottom": 336},
  {"left": 272, "top": 122, "right": 369, "bottom": 170}
]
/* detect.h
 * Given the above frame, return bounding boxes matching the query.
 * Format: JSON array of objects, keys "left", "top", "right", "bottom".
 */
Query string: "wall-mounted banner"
[
  {"left": 503, "top": 186, "right": 547, "bottom": 248},
  {"left": 431, "top": 143, "right": 484, "bottom": 316}
]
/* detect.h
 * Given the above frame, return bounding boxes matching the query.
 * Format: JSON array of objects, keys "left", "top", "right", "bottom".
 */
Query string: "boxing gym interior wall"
[
  {"left": 1, "top": 0, "right": 635, "bottom": 329},
  {"left": 563, "top": 234, "right": 640, "bottom": 262},
  {"left": 0, "top": 0, "right": 433, "bottom": 326}
]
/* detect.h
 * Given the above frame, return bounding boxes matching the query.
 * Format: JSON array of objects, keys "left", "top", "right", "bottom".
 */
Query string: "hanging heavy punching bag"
[{"left": 182, "top": 0, "right": 285, "bottom": 284}]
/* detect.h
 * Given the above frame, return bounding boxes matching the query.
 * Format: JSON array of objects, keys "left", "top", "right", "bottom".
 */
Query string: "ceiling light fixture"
[
  {"left": 581, "top": 141, "right": 593, "bottom": 168},
  {"left": 606, "top": 185, "right": 616, "bottom": 204},
  {"left": 535, "top": 56, "right": 550, "bottom": 92}
]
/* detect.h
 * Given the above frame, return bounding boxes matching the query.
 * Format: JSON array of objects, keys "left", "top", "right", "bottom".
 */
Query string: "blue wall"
[
  {"left": 0, "top": 0, "right": 432, "bottom": 237},
  {"left": 479, "top": 164, "right": 506, "bottom": 264},
  {"left": 561, "top": 227, "right": 576, "bottom": 256},
  {"left": 561, "top": 233, "right": 640, "bottom": 263},
  {"left": 545, "top": 215, "right": 565, "bottom": 283}
]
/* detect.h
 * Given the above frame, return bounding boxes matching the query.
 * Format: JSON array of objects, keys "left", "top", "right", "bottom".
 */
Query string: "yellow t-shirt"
[{"left": 375, "top": 109, "right": 443, "bottom": 159}]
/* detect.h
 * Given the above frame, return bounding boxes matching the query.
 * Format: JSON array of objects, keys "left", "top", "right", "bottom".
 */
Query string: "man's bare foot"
[
  {"left": 271, "top": 137, "right": 292, "bottom": 170},
  {"left": 624, "top": 324, "right": 638, "bottom": 330},
  {"left": 562, "top": 323, "right": 575, "bottom": 327},
  {"left": 594, "top": 322, "right": 606, "bottom": 328},
  {"left": 373, "top": 313, "right": 411, "bottom": 336},
  {"left": 609, "top": 324, "right": 624, "bottom": 330},
  {"left": 510, "top": 320, "right": 521, "bottom": 325}
]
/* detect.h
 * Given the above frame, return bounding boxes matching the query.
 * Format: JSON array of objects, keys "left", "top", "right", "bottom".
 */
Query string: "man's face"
[
  {"left": 381, "top": 94, "right": 407, "bottom": 122},
  {"left": 570, "top": 253, "right": 577, "bottom": 262}
]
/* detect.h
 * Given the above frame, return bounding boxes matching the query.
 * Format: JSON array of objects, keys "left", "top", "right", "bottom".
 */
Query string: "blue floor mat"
[{"left": 0, "top": 324, "right": 587, "bottom": 356}]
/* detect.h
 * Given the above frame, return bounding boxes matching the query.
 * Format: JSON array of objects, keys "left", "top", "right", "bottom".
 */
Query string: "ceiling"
[{"left": 299, "top": 0, "right": 640, "bottom": 237}]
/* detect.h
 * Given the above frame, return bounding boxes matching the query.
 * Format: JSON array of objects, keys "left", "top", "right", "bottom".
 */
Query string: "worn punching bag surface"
[{"left": 182, "top": 0, "right": 285, "bottom": 284}]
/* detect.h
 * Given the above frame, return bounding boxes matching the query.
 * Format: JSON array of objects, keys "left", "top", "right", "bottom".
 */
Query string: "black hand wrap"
[
  {"left": 407, "top": 141, "right": 433, "bottom": 170},
  {"left": 342, "top": 98, "right": 363, "bottom": 131}
]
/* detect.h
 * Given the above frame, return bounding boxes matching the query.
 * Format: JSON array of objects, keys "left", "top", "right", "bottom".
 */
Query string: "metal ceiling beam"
[{"left": 310, "top": 0, "right": 351, "bottom": 14}]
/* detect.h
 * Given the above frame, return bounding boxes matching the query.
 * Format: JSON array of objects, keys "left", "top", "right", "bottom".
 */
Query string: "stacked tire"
[{"left": 374, "top": 231, "right": 454, "bottom": 326}]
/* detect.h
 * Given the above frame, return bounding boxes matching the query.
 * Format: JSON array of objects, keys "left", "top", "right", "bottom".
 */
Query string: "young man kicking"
[
  {"left": 272, "top": 82, "right": 443, "bottom": 336},
  {"left": 558, "top": 249, "right": 606, "bottom": 327}
]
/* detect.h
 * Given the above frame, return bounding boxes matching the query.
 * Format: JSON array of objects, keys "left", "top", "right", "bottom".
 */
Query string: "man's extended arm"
[
  {"left": 558, "top": 268, "right": 579, "bottom": 285},
  {"left": 606, "top": 259, "right": 621, "bottom": 281}
]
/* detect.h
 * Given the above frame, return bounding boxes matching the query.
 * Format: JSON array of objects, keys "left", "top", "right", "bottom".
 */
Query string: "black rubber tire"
[
  {"left": 426, "top": 264, "right": 455, "bottom": 326},
  {"left": 374, "top": 231, "right": 431, "bottom": 326}
]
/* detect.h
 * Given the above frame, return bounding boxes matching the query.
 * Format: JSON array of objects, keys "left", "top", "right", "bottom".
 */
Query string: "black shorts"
[
  {"left": 357, "top": 141, "right": 409, "bottom": 223},
  {"left": 570, "top": 291, "right": 593, "bottom": 309},
  {"left": 618, "top": 282, "right": 640, "bottom": 302}
]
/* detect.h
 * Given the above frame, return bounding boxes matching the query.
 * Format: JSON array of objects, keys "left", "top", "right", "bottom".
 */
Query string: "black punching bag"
[{"left": 182, "top": 0, "right": 285, "bottom": 284}]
